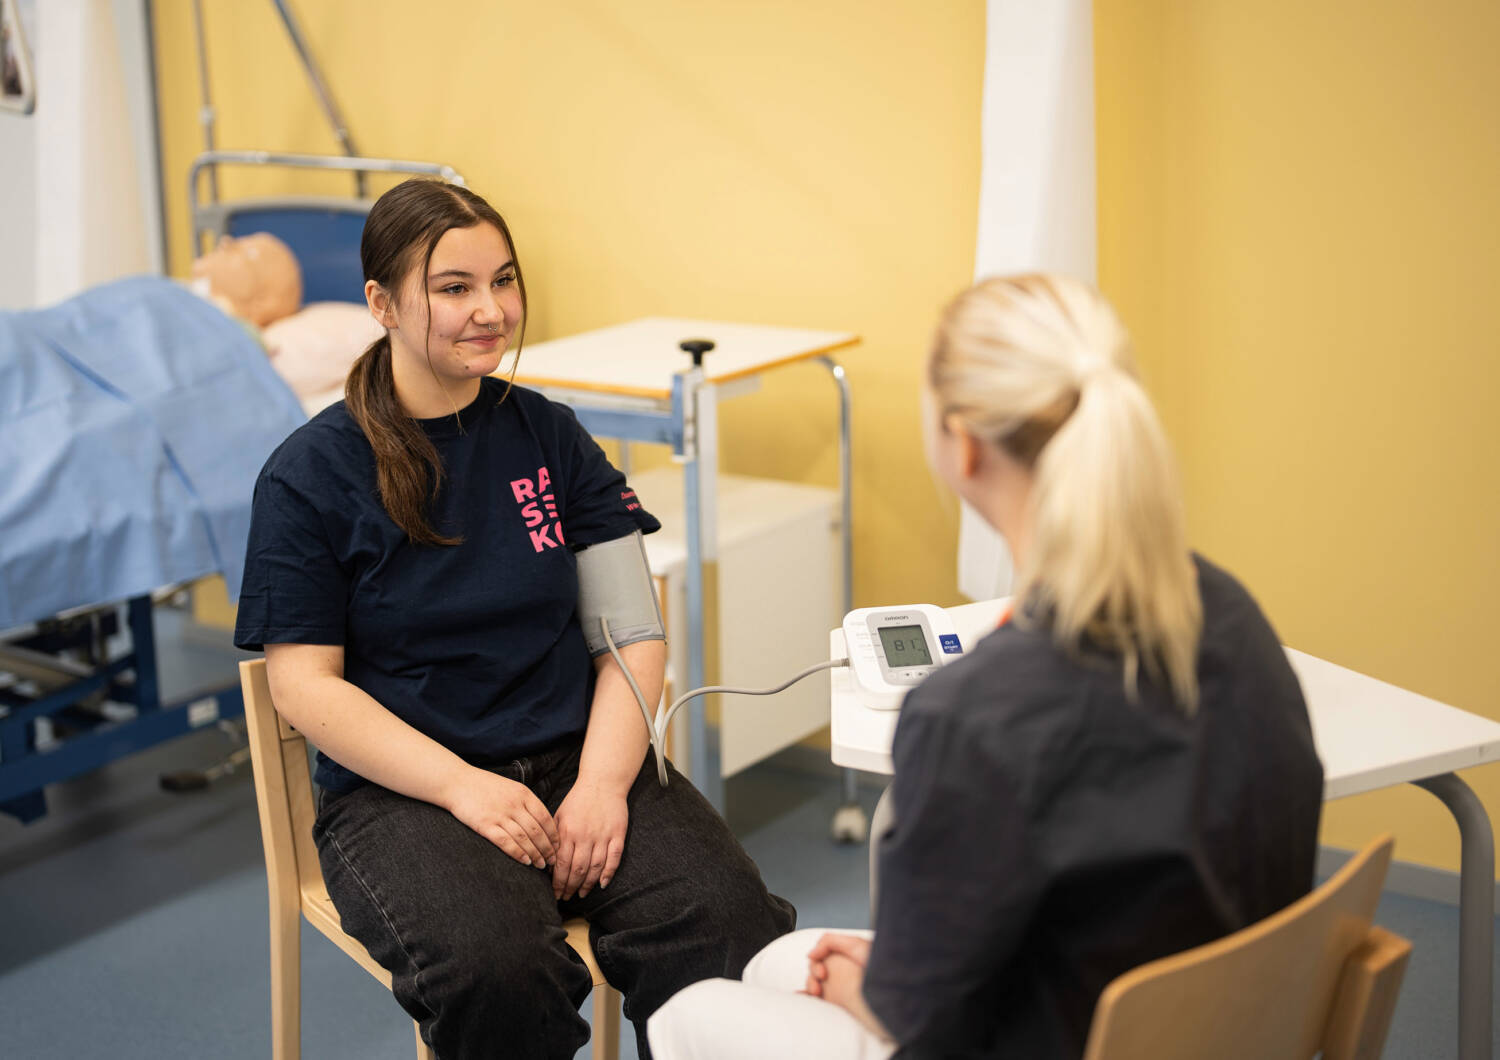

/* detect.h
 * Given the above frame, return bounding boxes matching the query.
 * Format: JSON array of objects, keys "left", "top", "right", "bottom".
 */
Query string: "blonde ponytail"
[{"left": 930, "top": 275, "right": 1202, "bottom": 711}]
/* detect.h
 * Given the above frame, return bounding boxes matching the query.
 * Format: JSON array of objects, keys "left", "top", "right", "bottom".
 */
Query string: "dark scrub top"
[
  {"left": 863, "top": 555, "right": 1324, "bottom": 1059},
  {"left": 234, "top": 377, "right": 660, "bottom": 792}
]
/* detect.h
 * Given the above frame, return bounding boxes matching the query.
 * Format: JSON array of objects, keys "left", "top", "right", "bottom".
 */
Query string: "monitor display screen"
[{"left": 878, "top": 624, "right": 932, "bottom": 668}]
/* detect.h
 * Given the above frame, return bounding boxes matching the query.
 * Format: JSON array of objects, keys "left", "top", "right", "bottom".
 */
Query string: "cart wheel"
[
  {"left": 159, "top": 770, "right": 211, "bottom": 792},
  {"left": 830, "top": 802, "right": 869, "bottom": 844}
]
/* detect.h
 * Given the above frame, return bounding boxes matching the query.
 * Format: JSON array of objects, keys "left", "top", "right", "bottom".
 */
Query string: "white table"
[
  {"left": 512, "top": 318, "right": 859, "bottom": 813},
  {"left": 831, "top": 598, "right": 1500, "bottom": 1060}
]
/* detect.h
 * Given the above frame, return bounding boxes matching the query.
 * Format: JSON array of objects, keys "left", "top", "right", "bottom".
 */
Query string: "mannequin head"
[{"left": 191, "top": 232, "right": 303, "bottom": 327}]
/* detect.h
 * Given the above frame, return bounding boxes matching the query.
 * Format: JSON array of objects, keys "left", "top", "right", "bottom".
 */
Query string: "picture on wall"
[{"left": 1, "top": 0, "right": 35, "bottom": 115}]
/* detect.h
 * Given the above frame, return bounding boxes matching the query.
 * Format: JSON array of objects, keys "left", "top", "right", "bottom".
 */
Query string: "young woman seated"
[{"left": 235, "top": 178, "right": 795, "bottom": 1060}]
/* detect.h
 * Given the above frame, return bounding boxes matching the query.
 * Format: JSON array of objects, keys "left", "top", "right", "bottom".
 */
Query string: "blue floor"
[{"left": 0, "top": 610, "right": 1494, "bottom": 1058}]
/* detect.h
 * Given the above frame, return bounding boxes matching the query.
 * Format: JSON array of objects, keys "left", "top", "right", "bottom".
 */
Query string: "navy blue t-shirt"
[{"left": 234, "top": 377, "right": 660, "bottom": 792}]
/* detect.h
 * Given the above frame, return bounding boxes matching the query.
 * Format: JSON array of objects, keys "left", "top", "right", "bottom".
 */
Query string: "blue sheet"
[{"left": 0, "top": 277, "right": 307, "bottom": 630}]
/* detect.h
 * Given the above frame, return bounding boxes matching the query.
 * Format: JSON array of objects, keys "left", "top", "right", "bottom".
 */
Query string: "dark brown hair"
[{"left": 346, "top": 179, "right": 528, "bottom": 545}]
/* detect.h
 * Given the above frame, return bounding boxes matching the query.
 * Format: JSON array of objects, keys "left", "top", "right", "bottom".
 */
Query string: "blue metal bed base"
[{"left": 0, "top": 595, "right": 244, "bottom": 824}]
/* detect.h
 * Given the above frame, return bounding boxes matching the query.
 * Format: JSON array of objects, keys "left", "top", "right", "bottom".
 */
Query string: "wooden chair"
[
  {"left": 240, "top": 659, "right": 622, "bottom": 1060},
  {"left": 1082, "top": 834, "right": 1411, "bottom": 1060}
]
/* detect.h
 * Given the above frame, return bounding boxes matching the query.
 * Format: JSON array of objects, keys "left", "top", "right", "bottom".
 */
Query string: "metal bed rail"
[{"left": 188, "top": 150, "right": 466, "bottom": 246}]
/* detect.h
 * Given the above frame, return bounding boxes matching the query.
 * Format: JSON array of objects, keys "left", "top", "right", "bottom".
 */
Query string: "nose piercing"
[{"left": 487, "top": 324, "right": 500, "bottom": 334}]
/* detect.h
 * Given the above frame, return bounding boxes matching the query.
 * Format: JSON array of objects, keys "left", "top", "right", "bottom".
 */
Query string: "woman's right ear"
[
  {"left": 365, "top": 280, "right": 395, "bottom": 329},
  {"left": 942, "top": 413, "right": 984, "bottom": 481}
]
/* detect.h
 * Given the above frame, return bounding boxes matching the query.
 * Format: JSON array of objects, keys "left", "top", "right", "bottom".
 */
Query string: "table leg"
[
  {"left": 1413, "top": 772, "right": 1494, "bottom": 1060},
  {"left": 868, "top": 784, "right": 894, "bottom": 923},
  {"left": 681, "top": 371, "right": 723, "bottom": 812},
  {"left": 813, "top": 356, "right": 853, "bottom": 640},
  {"left": 816, "top": 355, "right": 868, "bottom": 843}
]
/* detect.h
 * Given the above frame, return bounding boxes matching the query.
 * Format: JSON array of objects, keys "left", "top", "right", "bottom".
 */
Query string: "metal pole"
[
  {"left": 270, "top": 0, "right": 367, "bottom": 197},
  {"left": 143, "top": 0, "right": 171, "bottom": 272},
  {"left": 1414, "top": 773, "right": 1494, "bottom": 1060},
  {"left": 674, "top": 340, "right": 723, "bottom": 812},
  {"left": 868, "top": 786, "right": 894, "bottom": 921},
  {"left": 819, "top": 357, "right": 866, "bottom": 835},
  {"left": 190, "top": 0, "right": 218, "bottom": 204},
  {"left": 679, "top": 368, "right": 723, "bottom": 810},
  {"left": 818, "top": 357, "right": 854, "bottom": 618},
  {"left": 684, "top": 443, "right": 709, "bottom": 788}
]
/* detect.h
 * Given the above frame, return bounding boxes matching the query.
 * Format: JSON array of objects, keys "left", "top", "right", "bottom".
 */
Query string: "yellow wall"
[
  {"left": 1096, "top": 0, "right": 1500, "bottom": 875},
  {"left": 158, "top": 4, "right": 1500, "bottom": 876},
  {"left": 153, "top": 0, "right": 985, "bottom": 619}
]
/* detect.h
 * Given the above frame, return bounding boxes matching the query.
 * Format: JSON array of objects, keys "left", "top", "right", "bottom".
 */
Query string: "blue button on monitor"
[{"left": 939, "top": 634, "right": 962, "bottom": 654}]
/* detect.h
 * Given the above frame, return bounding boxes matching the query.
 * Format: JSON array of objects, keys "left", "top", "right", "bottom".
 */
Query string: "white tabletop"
[
  {"left": 512, "top": 317, "right": 859, "bottom": 400},
  {"left": 830, "top": 600, "right": 1500, "bottom": 799}
]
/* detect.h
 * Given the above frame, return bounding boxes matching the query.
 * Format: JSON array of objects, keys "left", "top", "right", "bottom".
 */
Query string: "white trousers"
[{"left": 647, "top": 928, "right": 897, "bottom": 1060}]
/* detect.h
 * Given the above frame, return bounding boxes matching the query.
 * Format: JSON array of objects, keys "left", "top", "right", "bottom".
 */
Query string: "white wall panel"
[
  {"left": 2, "top": 0, "right": 160, "bottom": 310},
  {"left": 0, "top": 0, "right": 37, "bottom": 308}
]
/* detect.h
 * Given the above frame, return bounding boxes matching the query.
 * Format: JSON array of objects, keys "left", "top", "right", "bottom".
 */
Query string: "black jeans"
[{"left": 313, "top": 740, "right": 796, "bottom": 1060}]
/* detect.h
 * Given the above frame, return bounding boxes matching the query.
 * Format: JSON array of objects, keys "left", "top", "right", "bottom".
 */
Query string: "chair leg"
[
  {"left": 269, "top": 905, "right": 301, "bottom": 1060},
  {"left": 593, "top": 982, "right": 621, "bottom": 1060},
  {"left": 413, "top": 1020, "right": 435, "bottom": 1060}
]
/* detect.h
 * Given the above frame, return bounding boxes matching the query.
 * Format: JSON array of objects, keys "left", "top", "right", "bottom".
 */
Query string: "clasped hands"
[
  {"left": 446, "top": 768, "right": 627, "bottom": 900},
  {"left": 804, "top": 933, "right": 891, "bottom": 1041}
]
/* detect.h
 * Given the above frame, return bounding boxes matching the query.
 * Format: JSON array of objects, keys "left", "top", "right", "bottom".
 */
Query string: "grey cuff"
[{"left": 576, "top": 531, "right": 665, "bottom": 657}]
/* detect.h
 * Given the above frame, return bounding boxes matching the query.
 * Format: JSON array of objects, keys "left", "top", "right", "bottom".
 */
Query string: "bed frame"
[{"left": 0, "top": 593, "right": 242, "bottom": 823}]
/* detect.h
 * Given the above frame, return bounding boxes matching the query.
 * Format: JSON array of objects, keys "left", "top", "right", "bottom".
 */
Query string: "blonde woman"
[{"left": 649, "top": 275, "right": 1324, "bottom": 1059}]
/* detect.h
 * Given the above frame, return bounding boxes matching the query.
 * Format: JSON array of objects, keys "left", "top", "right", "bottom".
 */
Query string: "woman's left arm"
[{"left": 552, "top": 638, "right": 664, "bottom": 900}]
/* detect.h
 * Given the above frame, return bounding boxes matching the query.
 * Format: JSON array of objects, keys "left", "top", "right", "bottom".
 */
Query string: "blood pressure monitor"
[{"left": 842, "top": 604, "right": 964, "bottom": 710}]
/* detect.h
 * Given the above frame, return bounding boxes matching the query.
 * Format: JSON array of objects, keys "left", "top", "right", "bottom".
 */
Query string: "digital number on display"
[{"left": 878, "top": 624, "right": 932, "bottom": 668}]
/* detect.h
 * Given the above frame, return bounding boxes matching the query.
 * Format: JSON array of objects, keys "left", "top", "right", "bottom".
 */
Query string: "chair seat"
[{"left": 565, "top": 918, "right": 609, "bottom": 987}]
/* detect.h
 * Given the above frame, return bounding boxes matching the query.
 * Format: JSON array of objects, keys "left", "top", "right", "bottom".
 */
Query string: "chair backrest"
[
  {"left": 1082, "top": 834, "right": 1410, "bottom": 1060},
  {"left": 240, "top": 659, "right": 328, "bottom": 904}
]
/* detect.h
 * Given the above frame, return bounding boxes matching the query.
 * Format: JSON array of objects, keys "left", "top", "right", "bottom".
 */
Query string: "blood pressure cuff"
[{"left": 576, "top": 531, "right": 665, "bottom": 656}]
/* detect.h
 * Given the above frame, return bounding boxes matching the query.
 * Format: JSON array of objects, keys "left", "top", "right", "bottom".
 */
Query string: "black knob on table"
[{"left": 679, "top": 339, "right": 715, "bottom": 367}]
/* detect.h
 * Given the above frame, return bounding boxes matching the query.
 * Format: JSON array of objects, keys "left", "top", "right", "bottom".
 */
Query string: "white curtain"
[{"left": 958, "top": 0, "right": 1096, "bottom": 601}]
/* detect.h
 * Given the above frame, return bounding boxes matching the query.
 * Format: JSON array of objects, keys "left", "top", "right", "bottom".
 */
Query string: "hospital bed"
[{"left": 0, "top": 276, "right": 307, "bottom": 823}]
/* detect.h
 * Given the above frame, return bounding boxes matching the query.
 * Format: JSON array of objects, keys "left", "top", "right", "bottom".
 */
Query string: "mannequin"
[
  {"left": 190, "top": 233, "right": 303, "bottom": 327},
  {"left": 188, "top": 232, "right": 380, "bottom": 413}
]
